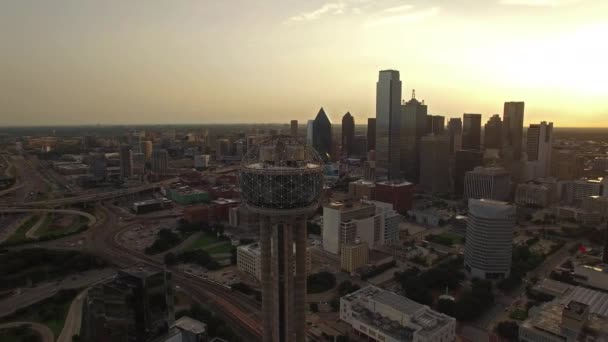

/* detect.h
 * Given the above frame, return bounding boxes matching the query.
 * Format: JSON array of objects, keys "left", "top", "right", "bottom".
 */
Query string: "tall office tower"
[
  {"left": 81, "top": 135, "right": 96, "bottom": 150},
  {"left": 503, "top": 101, "right": 525, "bottom": 161},
  {"left": 352, "top": 135, "right": 368, "bottom": 157},
  {"left": 290, "top": 120, "right": 298, "bottom": 138},
  {"left": 550, "top": 148, "right": 583, "bottom": 180},
  {"left": 464, "top": 199, "right": 515, "bottom": 280},
  {"left": 401, "top": 92, "right": 428, "bottom": 182},
  {"left": 140, "top": 140, "right": 153, "bottom": 161},
  {"left": 426, "top": 115, "right": 445, "bottom": 135},
  {"left": 342, "top": 112, "right": 355, "bottom": 157},
  {"left": 462, "top": 113, "right": 482, "bottom": 151},
  {"left": 603, "top": 224, "right": 608, "bottom": 264},
  {"left": 83, "top": 266, "right": 175, "bottom": 342},
  {"left": 526, "top": 121, "right": 554, "bottom": 179},
  {"left": 216, "top": 138, "right": 231, "bottom": 160},
  {"left": 484, "top": 114, "right": 503, "bottom": 149},
  {"left": 453, "top": 150, "right": 483, "bottom": 197},
  {"left": 306, "top": 120, "right": 314, "bottom": 145},
  {"left": 239, "top": 137, "right": 324, "bottom": 342},
  {"left": 152, "top": 149, "right": 169, "bottom": 175},
  {"left": 375, "top": 70, "right": 402, "bottom": 180},
  {"left": 447, "top": 118, "right": 463, "bottom": 153},
  {"left": 464, "top": 166, "right": 511, "bottom": 201},
  {"left": 312, "top": 108, "right": 332, "bottom": 161},
  {"left": 90, "top": 153, "right": 107, "bottom": 180},
  {"left": 119, "top": 145, "right": 133, "bottom": 179},
  {"left": 367, "top": 118, "right": 376, "bottom": 152},
  {"left": 419, "top": 135, "right": 451, "bottom": 195}
]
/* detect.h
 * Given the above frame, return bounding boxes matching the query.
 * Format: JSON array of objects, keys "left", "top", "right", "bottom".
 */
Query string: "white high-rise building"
[
  {"left": 464, "top": 199, "right": 515, "bottom": 280},
  {"left": 464, "top": 166, "right": 511, "bottom": 201},
  {"left": 526, "top": 121, "right": 553, "bottom": 180},
  {"left": 322, "top": 200, "right": 400, "bottom": 255},
  {"left": 375, "top": 70, "right": 402, "bottom": 180}
]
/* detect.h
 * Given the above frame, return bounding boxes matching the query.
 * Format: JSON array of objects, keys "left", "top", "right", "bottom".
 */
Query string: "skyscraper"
[
  {"left": 462, "top": 113, "right": 481, "bottom": 151},
  {"left": 419, "top": 134, "right": 451, "bottom": 194},
  {"left": 367, "top": 118, "right": 376, "bottom": 152},
  {"left": 401, "top": 92, "right": 428, "bottom": 182},
  {"left": 290, "top": 120, "right": 298, "bottom": 138},
  {"left": 83, "top": 266, "right": 175, "bottom": 342},
  {"left": 152, "top": 149, "right": 169, "bottom": 175},
  {"left": 342, "top": 112, "right": 355, "bottom": 157},
  {"left": 375, "top": 70, "right": 402, "bottom": 180},
  {"left": 306, "top": 120, "right": 314, "bottom": 145},
  {"left": 312, "top": 108, "right": 332, "bottom": 161},
  {"left": 464, "top": 166, "right": 511, "bottom": 201},
  {"left": 140, "top": 140, "right": 153, "bottom": 161},
  {"left": 447, "top": 118, "right": 463, "bottom": 153},
  {"left": 526, "top": 121, "right": 553, "bottom": 179},
  {"left": 503, "top": 101, "right": 525, "bottom": 161},
  {"left": 484, "top": 114, "right": 502, "bottom": 149},
  {"left": 426, "top": 115, "right": 445, "bottom": 135},
  {"left": 464, "top": 199, "right": 515, "bottom": 280},
  {"left": 453, "top": 150, "right": 483, "bottom": 197},
  {"left": 239, "top": 137, "right": 324, "bottom": 342},
  {"left": 119, "top": 144, "right": 133, "bottom": 179}
]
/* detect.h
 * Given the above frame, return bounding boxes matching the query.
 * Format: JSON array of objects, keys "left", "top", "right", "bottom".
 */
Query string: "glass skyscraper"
[{"left": 375, "top": 70, "right": 402, "bottom": 180}]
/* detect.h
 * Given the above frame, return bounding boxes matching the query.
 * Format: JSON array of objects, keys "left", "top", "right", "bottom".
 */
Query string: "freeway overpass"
[{"left": 2, "top": 178, "right": 179, "bottom": 208}]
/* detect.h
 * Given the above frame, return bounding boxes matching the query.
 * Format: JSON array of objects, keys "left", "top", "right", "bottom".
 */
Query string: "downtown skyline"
[{"left": 1, "top": 0, "right": 607, "bottom": 127}]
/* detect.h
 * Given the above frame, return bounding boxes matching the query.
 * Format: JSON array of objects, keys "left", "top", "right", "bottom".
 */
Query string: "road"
[
  {"left": 0, "top": 321, "right": 54, "bottom": 342},
  {"left": 92, "top": 204, "right": 263, "bottom": 340},
  {"left": 478, "top": 239, "right": 578, "bottom": 330},
  {"left": 57, "top": 288, "right": 88, "bottom": 342},
  {"left": 0, "top": 268, "right": 116, "bottom": 319}
]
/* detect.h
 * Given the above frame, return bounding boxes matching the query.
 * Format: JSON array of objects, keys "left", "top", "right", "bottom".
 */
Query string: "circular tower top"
[{"left": 240, "top": 135, "right": 324, "bottom": 216}]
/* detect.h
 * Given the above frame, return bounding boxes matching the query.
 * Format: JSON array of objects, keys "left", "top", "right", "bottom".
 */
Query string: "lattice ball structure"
[{"left": 240, "top": 136, "right": 324, "bottom": 216}]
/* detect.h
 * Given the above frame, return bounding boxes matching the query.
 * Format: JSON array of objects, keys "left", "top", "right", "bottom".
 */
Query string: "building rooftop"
[
  {"left": 343, "top": 286, "right": 454, "bottom": 340},
  {"left": 522, "top": 300, "right": 608, "bottom": 339},
  {"left": 174, "top": 316, "right": 207, "bottom": 334},
  {"left": 376, "top": 180, "right": 414, "bottom": 187}
]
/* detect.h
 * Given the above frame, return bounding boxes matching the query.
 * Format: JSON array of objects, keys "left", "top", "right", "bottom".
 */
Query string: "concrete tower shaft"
[{"left": 240, "top": 136, "right": 324, "bottom": 342}]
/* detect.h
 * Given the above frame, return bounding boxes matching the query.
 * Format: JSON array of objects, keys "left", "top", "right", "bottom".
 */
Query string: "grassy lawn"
[
  {"left": 2, "top": 215, "right": 41, "bottom": 245},
  {"left": 187, "top": 232, "right": 223, "bottom": 251},
  {"left": 37, "top": 215, "right": 88, "bottom": 238},
  {"left": 0, "top": 324, "right": 42, "bottom": 342},
  {"left": 0, "top": 289, "right": 77, "bottom": 337},
  {"left": 509, "top": 308, "right": 528, "bottom": 320},
  {"left": 205, "top": 242, "right": 233, "bottom": 255}
]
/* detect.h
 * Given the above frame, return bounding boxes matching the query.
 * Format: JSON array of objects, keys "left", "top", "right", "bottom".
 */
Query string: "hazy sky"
[{"left": 1, "top": 0, "right": 607, "bottom": 127}]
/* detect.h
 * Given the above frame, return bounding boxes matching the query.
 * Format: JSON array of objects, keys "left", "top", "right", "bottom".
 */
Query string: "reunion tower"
[{"left": 240, "top": 136, "right": 324, "bottom": 342}]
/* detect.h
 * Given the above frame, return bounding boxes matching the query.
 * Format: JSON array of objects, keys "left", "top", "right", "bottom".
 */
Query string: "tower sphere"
[{"left": 240, "top": 135, "right": 324, "bottom": 216}]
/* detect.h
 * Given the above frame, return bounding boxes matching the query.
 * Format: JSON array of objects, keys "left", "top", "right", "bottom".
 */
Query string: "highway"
[
  {"left": 57, "top": 288, "right": 88, "bottom": 342},
  {"left": 0, "top": 321, "right": 54, "bottom": 342},
  {"left": 92, "top": 204, "right": 263, "bottom": 340}
]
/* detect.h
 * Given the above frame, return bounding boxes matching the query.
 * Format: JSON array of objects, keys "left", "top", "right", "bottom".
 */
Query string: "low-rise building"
[
  {"left": 375, "top": 180, "right": 415, "bottom": 213},
  {"left": 555, "top": 206, "right": 601, "bottom": 226},
  {"left": 520, "top": 300, "right": 608, "bottom": 342},
  {"left": 341, "top": 242, "right": 369, "bottom": 273},
  {"left": 572, "top": 264, "right": 608, "bottom": 292},
  {"left": 348, "top": 179, "right": 375, "bottom": 200},
  {"left": 132, "top": 198, "right": 173, "bottom": 214},
  {"left": 515, "top": 183, "right": 553, "bottom": 207},
  {"left": 582, "top": 195, "right": 608, "bottom": 219},
  {"left": 340, "top": 286, "right": 456, "bottom": 342}
]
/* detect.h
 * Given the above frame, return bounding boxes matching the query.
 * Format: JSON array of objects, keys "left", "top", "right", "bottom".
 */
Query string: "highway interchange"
[{"left": 0, "top": 154, "right": 262, "bottom": 341}]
